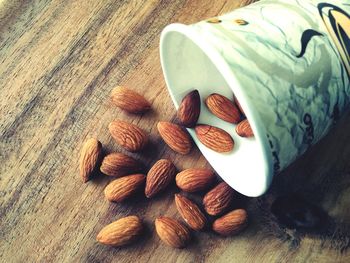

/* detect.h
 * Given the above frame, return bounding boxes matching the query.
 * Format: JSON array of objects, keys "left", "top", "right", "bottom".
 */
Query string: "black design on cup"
[
  {"left": 206, "top": 18, "right": 222, "bottom": 24},
  {"left": 267, "top": 134, "right": 280, "bottom": 173},
  {"left": 296, "top": 29, "right": 323, "bottom": 58},
  {"left": 318, "top": 3, "right": 350, "bottom": 78},
  {"left": 234, "top": 19, "right": 249, "bottom": 26},
  {"left": 303, "top": 113, "right": 314, "bottom": 146}
]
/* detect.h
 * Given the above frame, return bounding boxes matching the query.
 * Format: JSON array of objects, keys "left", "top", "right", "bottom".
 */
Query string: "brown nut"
[
  {"left": 111, "top": 86, "right": 151, "bottom": 113},
  {"left": 176, "top": 168, "right": 215, "bottom": 192},
  {"left": 157, "top": 121, "right": 192, "bottom": 155},
  {"left": 100, "top": 153, "right": 142, "bottom": 177},
  {"left": 195, "top": 124, "right": 234, "bottom": 153},
  {"left": 79, "top": 138, "right": 102, "bottom": 183},
  {"left": 203, "top": 182, "right": 235, "bottom": 216},
  {"left": 205, "top": 93, "right": 240, "bottom": 123},
  {"left": 109, "top": 120, "right": 148, "bottom": 152},
  {"left": 104, "top": 174, "right": 146, "bottom": 202},
  {"left": 175, "top": 194, "right": 207, "bottom": 231},
  {"left": 177, "top": 90, "right": 200, "bottom": 127},
  {"left": 236, "top": 119, "right": 254, "bottom": 137},
  {"left": 96, "top": 216, "right": 143, "bottom": 247},
  {"left": 145, "top": 159, "right": 176, "bottom": 198},
  {"left": 155, "top": 216, "right": 191, "bottom": 248},
  {"left": 212, "top": 209, "right": 248, "bottom": 236}
]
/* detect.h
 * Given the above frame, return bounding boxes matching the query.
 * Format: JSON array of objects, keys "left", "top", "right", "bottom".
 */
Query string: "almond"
[
  {"left": 109, "top": 120, "right": 148, "bottom": 152},
  {"left": 157, "top": 122, "right": 192, "bottom": 155},
  {"left": 96, "top": 215, "right": 143, "bottom": 247},
  {"left": 175, "top": 194, "right": 207, "bottom": 231},
  {"left": 205, "top": 93, "right": 240, "bottom": 123},
  {"left": 104, "top": 174, "right": 146, "bottom": 202},
  {"left": 195, "top": 124, "right": 234, "bottom": 153},
  {"left": 111, "top": 86, "right": 151, "bottom": 113},
  {"left": 236, "top": 119, "right": 254, "bottom": 137},
  {"left": 79, "top": 138, "right": 103, "bottom": 183},
  {"left": 100, "top": 153, "right": 142, "bottom": 177},
  {"left": 155, "top": 216, "right": 191, "bottom": 248},
  {"left": 145, "top": 159, "right": 176, "bottom": 198},
  {"left": 177, "top": 90, "right": 200, "bottom": 127},
  {"left": 176, "top": 168, "right": 215, "bottom": 192},
  {"left": 212, "top": 209, "right": 248, "bottom": 236},
  {"left": 203, "top": 182, "right": 235, "bottom": 216}
]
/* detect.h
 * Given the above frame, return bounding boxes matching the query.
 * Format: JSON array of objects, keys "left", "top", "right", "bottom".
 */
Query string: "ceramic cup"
[{"left": 160, "top": 0, "right": 350, "bottom": 197}]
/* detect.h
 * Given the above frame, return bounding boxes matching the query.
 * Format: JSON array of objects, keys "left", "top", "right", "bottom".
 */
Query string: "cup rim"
[{"left": 160, "top": 23, "right": 273, "bottom": 196}]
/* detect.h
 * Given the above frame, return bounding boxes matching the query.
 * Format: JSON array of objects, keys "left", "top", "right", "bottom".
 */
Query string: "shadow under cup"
[{"left": 160, "top": 0, "right": 350, "bottom": 197}]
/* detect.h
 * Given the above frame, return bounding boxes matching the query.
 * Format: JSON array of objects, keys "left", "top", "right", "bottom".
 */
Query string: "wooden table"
[{"left": 1, "top": 0, "right": 350, "bottom": 262}]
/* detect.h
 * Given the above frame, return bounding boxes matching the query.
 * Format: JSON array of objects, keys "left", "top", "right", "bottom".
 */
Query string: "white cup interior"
[{"left": 160, "top": 23, "right": 273, "bottom": 197}]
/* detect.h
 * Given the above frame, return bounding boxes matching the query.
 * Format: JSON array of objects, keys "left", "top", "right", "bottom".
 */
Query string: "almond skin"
[
  {"left": 176, "top": 168, "right": 215, "bottom": 192},
  {"left": 100, "top": 153, "right": 142, "bottom": 177},
  {"left": 195, "top": 124, "right": 234, "bottom": 153},
  {"left": 109, "top": 120, "right": 148, "bottom": 152},
  {"left": 205, "top": 93, "right": 240, "bottom": 123},
  {"left": 96, "top": 216, "right": 143, "bottom": 247},
  {"left": 145, "top": 159, "right": 176, "bottom": 198},
  {"left": 104, "top": 174, "right": 146, "bottom": 202},
  {"left": 175, "top": 194, "right": 207, "bottom": 231},
  {"left": 155, "top": 216, "right": 191, "bottom": 248},
  {"left": 203, "top": 182, "right": 235, "bottom": 216},
  {"left": 236, "top": 119, "right": 254, "bottom": 137},
  {"left": 212, "top": 209, "right": 248, "bottom": 236},
  {"left": 157, "top": 122, "right": 192, "bottom": 155},
  {"left": 177, "top": 90, "right": 200, "bottom": 127},
  {"left": 111, "top": 86, "right": 151, "bottom": 113},
  {"left": 79, "top": 138, "right": 103, "bottom": 183}
]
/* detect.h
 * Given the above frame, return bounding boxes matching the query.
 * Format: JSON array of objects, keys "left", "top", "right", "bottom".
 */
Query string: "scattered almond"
[
  {"left": 145, "top": 159, "right": 176, "bottom": 198},
  {"left": 109, "top": 120, "right": 148, "bottom": 152},
  {"left": 176, "top": 168, "right": 215, "bottom": 192},
  {"left": 81, "top": 86, "right": 254, "bottom": 248},
  {"left": 236, "top": 119, "right": 254, "bottom": 137},
  {"left": 203, "top": 182, "right": 235, "bottom": 216},
  {"left": 79, "top": 138, "right": 103, "bottom": 183},
  {"left": 100, "top": 153, "right": 142, "bottom": 177},
  {"left": 104, "top": 174, "right": 146, "bottom": 202},
  {"left": 177, "top": 90, "right": 200, "bottom": 127},
  {"left": 205, "top": 93, "right": 240, "bottom": 123},
  {"left": 111, "top": 86, "right": 151, "bottom": 113},
  {"left": 212, "top": 209, "right": 248, "bottom": 236},
  {"left": 195, "top": 124, "right": 234, "bottom": 153},
  {"left": 96, "top": 215, "right": 143, "bottom": 247},
  {"left": 155, "top": 216, "right": 191, "bottom": 248},
  {"left": 175, "top": 194, "right": 207, "bottom": 231},
  {"left": 157, "top": 122, "right": 192, "bottom": 155}
]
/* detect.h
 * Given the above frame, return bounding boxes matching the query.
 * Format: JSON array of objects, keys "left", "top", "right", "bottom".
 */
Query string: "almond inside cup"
[{"left": 160, "top": 24, "right": 273, "bottom": 197}]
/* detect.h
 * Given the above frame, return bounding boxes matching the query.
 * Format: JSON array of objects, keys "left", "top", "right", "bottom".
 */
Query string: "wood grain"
[{"left": 1, "top": 0, "right": 350, "bottom": 262}]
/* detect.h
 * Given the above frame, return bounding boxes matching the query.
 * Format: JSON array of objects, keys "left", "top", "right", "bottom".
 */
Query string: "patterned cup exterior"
[
  {"left": 160, "top": 0, "right": 350, "bottom": 196},
  {"left": 192, "top": 0, "right": 350, "bottom": 173}
]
